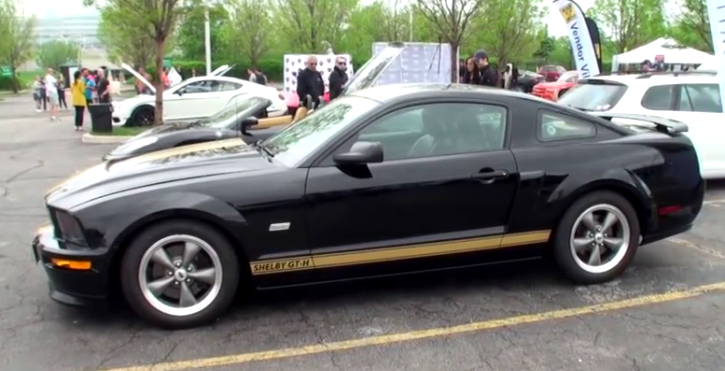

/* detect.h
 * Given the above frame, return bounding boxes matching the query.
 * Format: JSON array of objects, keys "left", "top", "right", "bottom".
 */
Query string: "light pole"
[{"left": 204, "top": 3, "right": 212, "bottom": 75}]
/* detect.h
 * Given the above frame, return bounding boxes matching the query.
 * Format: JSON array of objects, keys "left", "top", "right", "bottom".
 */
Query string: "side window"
[
  {"left": 641, "top": 85, "right": 675, "bottom": 110},
  {"left": 538, "top": 111, "right": 596, "bottom": 142},
  {"left": 356, "top": 103, "right": 507, "bottom": 161},
  {"left": 682, "top": 84, "right": 722, "bottom": 113},
  {"left": 220, "top": 82, "right": 242, "bottom": 91}
]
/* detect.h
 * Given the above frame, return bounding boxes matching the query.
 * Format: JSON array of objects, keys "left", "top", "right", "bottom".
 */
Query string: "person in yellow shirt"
[{"left": 70, "top": 70, "right": 87, "bottom": 131}]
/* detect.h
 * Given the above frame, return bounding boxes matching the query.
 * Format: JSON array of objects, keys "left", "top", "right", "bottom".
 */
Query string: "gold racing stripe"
[{"left": 249, "top": 230, "right": 551, "bottom": 275}]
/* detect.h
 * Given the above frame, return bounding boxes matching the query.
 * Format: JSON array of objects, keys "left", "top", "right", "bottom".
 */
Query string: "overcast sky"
[{"left": 22, "top": 0, "right": 594, "bottom": 37}]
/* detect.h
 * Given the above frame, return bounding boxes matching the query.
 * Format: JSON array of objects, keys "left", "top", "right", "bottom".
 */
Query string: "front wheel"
[
  {"left": 128, "top": 106, "right": 155, "bottom": 127},
  {"left": 551, "top": 191, "right": 640, "bottom": 285},
  {"left": 120, "top": 220, "right": 240, "bottom": 329}
]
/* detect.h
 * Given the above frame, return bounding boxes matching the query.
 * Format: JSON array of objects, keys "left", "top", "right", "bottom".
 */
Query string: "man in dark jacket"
[
  {"left": 473, "top": 49, "right": 499, "bottom": 88},
  {"left": 296, "top": 56, "right": 325, "bottom": 107},
  {"left": 328, "top": 56, "right": 349, "bottom": 100}
]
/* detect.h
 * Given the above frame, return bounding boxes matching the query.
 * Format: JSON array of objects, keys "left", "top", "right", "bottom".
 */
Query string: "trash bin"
[{"left": 88, "top": 103, "right": 113, "bottom": 133}]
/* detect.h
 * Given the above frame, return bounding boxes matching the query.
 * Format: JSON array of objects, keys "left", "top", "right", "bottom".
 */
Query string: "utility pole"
[{"left": 204, "top": 3, "right": 212, "bottom": 75}]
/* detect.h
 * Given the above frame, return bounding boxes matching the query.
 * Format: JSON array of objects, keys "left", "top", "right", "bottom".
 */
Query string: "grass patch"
[{"left": 92, "top": 126, "right": 147, "bottom": 136}]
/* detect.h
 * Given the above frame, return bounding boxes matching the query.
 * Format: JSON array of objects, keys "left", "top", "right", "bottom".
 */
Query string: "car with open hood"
[
  {"left": 111, "top": 64, "right": 288, "bottom": 127},
  {"left": 32, "top": 82, "right": 704, "bottom": 329},
  {"left": 102, "top": 95, "right": 300, "bottom": 162},
  {"left": 104, "top": 43, "right": 407, "bottom": 161}
]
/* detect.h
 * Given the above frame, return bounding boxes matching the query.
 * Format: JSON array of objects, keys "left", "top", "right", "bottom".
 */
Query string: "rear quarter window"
[
  {"left": 537, "top": 111, "right": 597, "bottom": 142},
  {"left": 640, "top": 85, "right": 676, "bottom": 110}
]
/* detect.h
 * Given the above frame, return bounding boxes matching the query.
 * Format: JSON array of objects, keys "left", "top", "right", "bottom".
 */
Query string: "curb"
[{"left": 82, "top": 133, "right": 133, "bottom": 144}]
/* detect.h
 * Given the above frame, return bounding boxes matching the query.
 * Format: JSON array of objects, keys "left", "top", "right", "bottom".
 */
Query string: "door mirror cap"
[
  {"left": 239, "top": 116, "right": 258, "bottom": 136},
  {"left": 333, "top": 141, "right": 384, "bottom": 165}
]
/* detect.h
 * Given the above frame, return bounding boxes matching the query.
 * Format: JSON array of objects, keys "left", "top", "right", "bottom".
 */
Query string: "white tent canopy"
[{"left": 612, "top": 37, "right": 716, "bottom": 71}]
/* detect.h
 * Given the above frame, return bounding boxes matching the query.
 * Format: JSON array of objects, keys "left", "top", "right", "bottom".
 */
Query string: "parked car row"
[{"left": 31, "top": 44, "right": 711, "bottom": 330}]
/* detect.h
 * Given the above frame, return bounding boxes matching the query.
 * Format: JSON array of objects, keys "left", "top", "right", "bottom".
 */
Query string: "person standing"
[
  {"left": 460, "top": 57, "right": 481, "bottom": 85},
  {"left": 70, "top": 70, "right": 86, "bottom": 131},
  {"left": 254, "top": 68, "right": 268, "bottom": 86},
  {"left": 32, "top": 77, "right": 44, "bottom": 112},
  {"left": 328, "top": 56, "right": 349, "bottom": 100},
  {"left": 44, "top": 68, "right": 60, "bottom": 121},
  {"left": 296, "top": 56, "right": 324, "bottom": 107},
  {"left": 472, "top": 50, "right": 499, "bottom": 88},
  {"left": 57, "top": 73, "right": 68, "bottom": 110},
  {"left": 96, "top": 68, "right": 111, "bottom": 104},
  {"left": 82, "top": 68, "right": 96, "bottom": 104},
  {"left": 247, "top": 68, "right": 258, "bottom": 83}
]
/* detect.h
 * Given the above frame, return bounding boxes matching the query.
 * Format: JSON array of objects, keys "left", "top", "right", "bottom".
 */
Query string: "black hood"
[{"left": 47, "top": 138, "right": 276, "bottom": 210}]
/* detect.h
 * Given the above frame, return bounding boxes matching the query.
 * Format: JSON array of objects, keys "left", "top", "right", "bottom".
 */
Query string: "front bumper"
[{"left": 31, "top": 225, "right": 113, "bottom": 307}]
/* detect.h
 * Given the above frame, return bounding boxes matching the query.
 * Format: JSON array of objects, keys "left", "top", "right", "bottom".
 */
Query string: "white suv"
[{"left": 558, "top": 72, "right": 724, "bottom": 179}]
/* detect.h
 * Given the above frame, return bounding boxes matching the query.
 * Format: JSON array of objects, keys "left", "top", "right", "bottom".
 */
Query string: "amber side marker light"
[{"left": 51, "top": 259, "right": 92, "bottom": 270}]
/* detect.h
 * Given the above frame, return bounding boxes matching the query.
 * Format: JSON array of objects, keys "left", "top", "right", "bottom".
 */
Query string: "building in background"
[{"left": 34, "top": 14, "right": 102, "bottom": 49}]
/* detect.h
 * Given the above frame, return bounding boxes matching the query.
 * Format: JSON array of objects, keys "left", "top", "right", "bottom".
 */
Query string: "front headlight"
[
  {"left": 51, "top": 209, "right": 86, "bottom": 245},
  {"left": 110, "top": 136, "right": 158, "bottom": 155}
]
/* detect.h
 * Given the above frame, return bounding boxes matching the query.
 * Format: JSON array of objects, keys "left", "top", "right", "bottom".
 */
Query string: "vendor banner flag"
[
  {"left": 707, "top": 0, "right": 725, "bottom": 112},
  {"left": 553, "top": 0, "right": 600, "bottom": 78}
]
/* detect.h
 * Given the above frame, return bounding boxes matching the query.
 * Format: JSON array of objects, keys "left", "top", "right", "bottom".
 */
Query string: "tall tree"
[
  {"left": 589, "top": 0, "right": 666, "bottom": 53},
  {"left": 0, "top": 0, "right": 35, "bottom": 93},
  {"left": 670, "top": 0, "right": 712, "bottom": 52},
  {"left": 97, "top": 6, "right": 156, "bottom": 68},
  {"left": 85, "top": 0, "right": 186, "bottom": 126},
  {"left": 415, "top": 0, "right": 483, "bottom": 82},
  {"left": 221, "top": 0, "right": 271, "bottom": 67},
  {"left": 273, "top": 0, "right": 359, "bottom": 53},
  {"left": 176, "top": 0, "right": 228, "bottom": 61},
  {"left": 473, "top": 0, "right": 544, "bottom": 67},
  {"left": 36, "top": 40, "right": 80, "bottom": 70}
]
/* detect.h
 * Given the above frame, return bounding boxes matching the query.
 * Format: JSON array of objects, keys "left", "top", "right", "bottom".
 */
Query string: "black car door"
[{"left": 303, "top": 101, "right": 519, "bottom": 279}]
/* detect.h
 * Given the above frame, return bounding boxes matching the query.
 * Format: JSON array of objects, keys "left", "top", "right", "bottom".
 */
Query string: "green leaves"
[
  {"left": 220, "top": 0, "right": 271, "bottom": 66},
  {"left": 589, "top": 0, "right": 666, "bottom": 54},
  {"left": 0, "top": 0, "right": 35, "bottom": 92},
  {"left": 36, "top": 41, "right": 80, "bottom": 70},
  {"left": 669, "top": 0, "right": 712, "bottom": 52}
]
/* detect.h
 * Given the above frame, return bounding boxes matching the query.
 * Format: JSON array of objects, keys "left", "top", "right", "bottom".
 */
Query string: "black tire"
[
  {"left": 551, "top": 191, "right": 640, "bottom": 285},
  {"left": 120, "top": 219, "right": 240, "bottom": 329},
  {"left": 128, "top": 105, "right": 155, "bottom": 127}
]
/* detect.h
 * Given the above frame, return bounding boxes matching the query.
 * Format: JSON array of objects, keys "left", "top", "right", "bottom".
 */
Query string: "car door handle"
[{"left": 471, "top": 169, "right": 509, "bottom": 183}]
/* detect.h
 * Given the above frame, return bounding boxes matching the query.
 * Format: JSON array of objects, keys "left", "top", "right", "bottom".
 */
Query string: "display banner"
[
  {"left": 706, "top": 0, "right": 725, "bottom": 112},
  {"left": 553, "top": 0, "right": 600, "bottom": 78},
  {"left": 585, "top": 17, "right": 603, "bottom": 73}
]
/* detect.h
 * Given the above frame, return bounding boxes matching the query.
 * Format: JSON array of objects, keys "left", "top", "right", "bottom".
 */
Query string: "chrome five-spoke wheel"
[
  {"left": 570, "top": 204, "right": 630, "bottom": 274},
  {"left": 552, "top": 191, "right": 640, "bottom": 284},
  {"left": 121, "top": 220, "right": 239, "bottom": 328},
  {"left": 139, "top": 235, "right": 223, "bottom": 317}
]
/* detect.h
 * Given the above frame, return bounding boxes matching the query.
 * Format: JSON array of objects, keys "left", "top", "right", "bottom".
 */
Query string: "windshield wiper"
[{"left": 254, "top": 140, "right": 275, "bottom": 158}]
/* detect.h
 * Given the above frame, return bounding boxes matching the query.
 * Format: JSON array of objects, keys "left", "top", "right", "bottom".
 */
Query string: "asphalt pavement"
[{"left": 1, "top": 97, "right": 725, "bottom": 371}]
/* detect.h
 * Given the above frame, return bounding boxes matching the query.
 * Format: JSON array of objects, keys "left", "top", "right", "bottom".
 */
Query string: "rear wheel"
[
  {"left": 120, "top": 220, "right": 240, "bottom": 329},
  {"left": 129, "top": 106, "right": 154, "bottom": 127},
  {"left": 552, "top": 191, "right": 640, "bottom": 284}
]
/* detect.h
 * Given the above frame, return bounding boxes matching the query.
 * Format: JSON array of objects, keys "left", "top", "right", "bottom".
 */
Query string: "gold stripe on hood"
[{"left": 110, "top": 138, "right": 246, "bottom": 169}]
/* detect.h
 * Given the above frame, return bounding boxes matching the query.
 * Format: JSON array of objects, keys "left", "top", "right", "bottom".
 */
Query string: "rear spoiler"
[{"left": 588, "top": 112, "right": 688, "bottom": 134}]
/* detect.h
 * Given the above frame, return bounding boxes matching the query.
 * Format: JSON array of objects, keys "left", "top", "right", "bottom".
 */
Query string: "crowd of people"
[{"left": 459, "top": 49, "right": 520, "bottom": 90}]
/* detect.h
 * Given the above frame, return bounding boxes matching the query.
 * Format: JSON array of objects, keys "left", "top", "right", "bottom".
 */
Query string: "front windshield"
[
  {"left": 200, "top": 96, "right": 269, "bottom": 128},
  {"left": 558, "top": 71, "right": 579, "bottom": 83},
  {"left": 262, "top": 96, "right": 380, "bottom": 167}
]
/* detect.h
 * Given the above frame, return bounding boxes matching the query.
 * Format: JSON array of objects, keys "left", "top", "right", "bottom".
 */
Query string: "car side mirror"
[
  {"left": 333, "top": 141, "right": 383, "bottom": 165},
  {"left": 176, "top": 89, "right": 185, "bottom": 96},
  {"left": 239, "top": 116, "right": 258, "bottom": 136}
]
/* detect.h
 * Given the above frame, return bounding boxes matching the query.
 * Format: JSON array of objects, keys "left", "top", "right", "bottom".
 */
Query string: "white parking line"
[
  {"left": 704, "top": 199, "right": 725, "bottom": 205},
  {"left": 668, "top": 237, "right": 725, "bottom": 260}
]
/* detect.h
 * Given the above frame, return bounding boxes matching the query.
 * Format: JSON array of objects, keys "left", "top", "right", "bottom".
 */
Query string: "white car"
[
  {"left": 558, "top": 71, "right": 725, "bottom": 179},
  {"left": 112, "top": 64, "right": 287, "bottom": 127}
]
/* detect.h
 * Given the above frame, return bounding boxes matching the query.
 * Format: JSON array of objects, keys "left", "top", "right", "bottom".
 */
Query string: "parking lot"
[{"left": 1, "top": 96, "right": 725, "bottom": 371}]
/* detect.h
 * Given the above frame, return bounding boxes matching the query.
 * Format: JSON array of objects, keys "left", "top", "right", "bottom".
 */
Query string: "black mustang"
[{"left": 33, "top": 83, "right": 704, "bottom": 329}]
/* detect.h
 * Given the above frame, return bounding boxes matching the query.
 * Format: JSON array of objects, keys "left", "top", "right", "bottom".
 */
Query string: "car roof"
[
  {"left": 349, "top": 83, "right": 561, "bottom": 106},
  {"left": 584, "top": 72, "right": 717, "bottom": 86}
]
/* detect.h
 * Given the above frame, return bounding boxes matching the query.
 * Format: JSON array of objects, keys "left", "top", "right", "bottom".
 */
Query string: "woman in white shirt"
[{"left": 45, "top": 68, "right": 59, "bottom": 121}]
